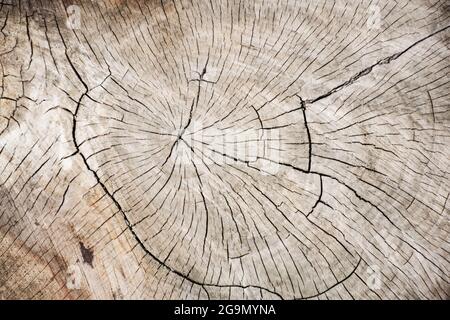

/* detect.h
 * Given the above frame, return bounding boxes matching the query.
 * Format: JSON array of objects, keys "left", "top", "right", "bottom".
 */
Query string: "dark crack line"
[
  {"left": 251, "top": 105, "right": 264, "bottom": 130},
  {"left": 300, "top": 97, "right": 312, "bottom": 172}
]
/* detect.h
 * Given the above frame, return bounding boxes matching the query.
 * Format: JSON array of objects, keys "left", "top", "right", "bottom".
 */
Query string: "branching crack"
[{"left": 305, "top": 24, "right": 450, "bottom": 104}]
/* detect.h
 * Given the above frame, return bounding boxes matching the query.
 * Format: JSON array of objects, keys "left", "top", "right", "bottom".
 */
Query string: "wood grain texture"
[{"left": 0, "top": 0, "right": 448, "bottom": 299}]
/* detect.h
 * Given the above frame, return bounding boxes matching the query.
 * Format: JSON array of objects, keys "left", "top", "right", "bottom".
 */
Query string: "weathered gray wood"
[{"left": 0, "top": 0, "right": 448, "bottom": 299}]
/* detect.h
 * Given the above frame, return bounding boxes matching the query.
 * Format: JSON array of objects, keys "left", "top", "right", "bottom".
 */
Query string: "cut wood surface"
[{"left": 0, "top": 0, "right": 449, "bottom": 299}]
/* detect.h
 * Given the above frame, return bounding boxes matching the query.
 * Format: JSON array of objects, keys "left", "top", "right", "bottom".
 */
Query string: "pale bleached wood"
[{"left": 0, "top": 0, "right": 448, "bottom": 299}]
